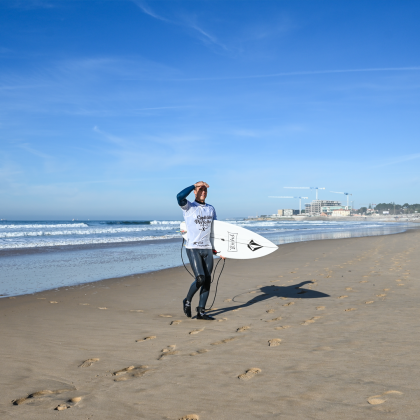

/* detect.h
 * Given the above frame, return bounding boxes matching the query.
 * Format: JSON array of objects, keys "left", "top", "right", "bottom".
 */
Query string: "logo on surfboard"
[
  {"left": 247, "top": 240, "right": 263, "bottom": 252},
  {"left": 227, "top": 232, "right": 238, "bottom": 252}
]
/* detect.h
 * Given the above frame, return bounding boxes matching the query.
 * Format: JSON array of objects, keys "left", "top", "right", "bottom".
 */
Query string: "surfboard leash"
[
  {"left": 181, "top": 237, "right": 195, "bottom": 278},
  {"left": 180, "top": 237, "right": 226, "bottom": 311},
  {"left": 207, "top": 256, "right": 225, "bottom": 311}
]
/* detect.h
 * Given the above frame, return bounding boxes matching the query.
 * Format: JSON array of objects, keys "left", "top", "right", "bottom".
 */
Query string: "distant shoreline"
[{"left": 246, "top": 216, "right": 420, "bottom": 222}]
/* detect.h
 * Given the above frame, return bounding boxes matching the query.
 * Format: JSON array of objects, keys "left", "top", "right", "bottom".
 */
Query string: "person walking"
[{"left": 177, "top": 181, "right": 223, "bottom": 320}]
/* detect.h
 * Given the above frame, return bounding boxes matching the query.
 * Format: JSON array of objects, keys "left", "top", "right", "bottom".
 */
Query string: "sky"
[{"left": 1, "top": 0, "right": 420, "bottom": 220}]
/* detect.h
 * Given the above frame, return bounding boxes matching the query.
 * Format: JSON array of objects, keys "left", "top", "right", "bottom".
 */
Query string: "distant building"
[
  {"left": 321, "top": 205, "right": 352, "bottom": 215},
  {"left": 305, "top": 200, "right": 342, "bottom": 215},
  {"left": 278, "top": 209, "right": 302, "bottom": 216},
  {"left": 331, "top": 209, "right": 351, "bottom": 217}
]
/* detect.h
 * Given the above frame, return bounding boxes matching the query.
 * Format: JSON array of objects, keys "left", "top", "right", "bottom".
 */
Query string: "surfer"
[{"left": 177, "top": 181, "right": 224, "bottom": 320}]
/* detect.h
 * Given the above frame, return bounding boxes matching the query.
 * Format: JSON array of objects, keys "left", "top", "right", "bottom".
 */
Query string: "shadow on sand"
[{"left": 209, "top": 281, "right": 329, "bottom": 316}]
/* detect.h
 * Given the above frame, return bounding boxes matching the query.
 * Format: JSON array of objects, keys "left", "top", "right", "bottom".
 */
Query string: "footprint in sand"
[
  {"left": 211, "top": 337, "right": 237, "bottom": 345},
  {"left": 249, "top": 291, "right": 257, "bottom": 294},
  {"left": 376, "top": 294, "right": 386, "bottom": 297},
  {"left": 268, "top": 339, "right": 281, "bottom": 347},
  {"left": 129, "top": 309, "right": 144, "bottom": 313},
  {"left": 69, "top": 397, "right": 82, "bottom": 403},
  {"left": 384, "top": 288, "right": 390, "bottom": 291},
  {"left": 238, "top": 368, "right": 261, "bottom": 381},
  {"left": 159, "top": 345, "right": 179, "bottom": 360},
  {"left": 171, "top": 320, "right": 182, "bottom": 325},
  {"left": 136, "top": 336, "right": 156, "bottom": 342},
  {"left": 360, "top": 280, "right": 368, "bottom": 283},
  {"left": 13, "top": 388, "right": 75, "bottom": 405},
  {"left": 345, "top": 287, "right": 353, "bottom": 291},
  {"left": 113, "top": 365, "right": 151, "bottom": 380},
  {"left": 98, "top": 307, "right": 107, "bottom": 310},
  {"left": 345, "top": 308, "right": 356, "bottom": 312},
  {"left": 338, "top": 296, "right": 348, "bottom": 299},
  {"left": 79, "top": 358, "right": 99, "bottom": 368},
  {"left": 365, "top": 301, "right": 374, "bottom": 304},
  {"left": 275, "top": 326, "right": 291, "bottom": 330},
  {"left": 236, "top": 326, "right": 250, "bottom": 332},
  {"left": 232, "top": 308, "right": 242, "bottom": 312},
  {"left": 56, "top": 404, "right": 70, "bottom": 410},
  {"left": 266, "top": 309, "right": 275, "bottom": 313},
  {"left": 224, "top": 298, "right": 232, "bottom": 302},
  {"left": 190, "top": 349, "right": 209, "bottom": 356},
  {"left": 179, "top": 414, "right": 199, "bottom": 420},
  {"left": 50, "top": 301, "right": 58, "bottom": 304},
  {"left": 217, "top": 318, "right": 228, "bottom": 323},
  {"left": 189, "top": 328, "right": 204, "bottom": 335},
  {"left": 283, "top": 302, "right": 295, "bottom": 307},
  {"left": 159, "top": 314, "right": 172, "bottom": 318},
  {"left": 114, "top": 366, "right": 136, "bottom": 375},
  {"left": 301, "top": 316, "right": 321, "bottom": 326},
  {"left": 266, "top": 317, "right": 282, "bottom": 322},
  {"left": 367, "top": 390, "right": 403, "bottom": 405},
  {"left": 316, "top": 306, "right": 325, "bottom": 310}
]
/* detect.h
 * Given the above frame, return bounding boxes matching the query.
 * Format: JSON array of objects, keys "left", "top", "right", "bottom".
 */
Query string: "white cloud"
[
  {"left": 374, "top": 153, "right": 420, "bottom": 168},
  {"left": 131, "top": 0, "right": 168, "bottom": 22},
  {"left": 171, "top": 66, "right": 420, "bottom": 82},
  {"left": 131, "top": 0, "right": 227, "bottom": 51},
  {"left": 18, "top": 143, "right": 53, "bottom": 160}
]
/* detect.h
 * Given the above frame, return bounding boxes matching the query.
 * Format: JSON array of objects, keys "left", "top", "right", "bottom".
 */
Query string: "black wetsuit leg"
[{"left": 186, "top": 248, "right": 214, "bottom": 308}]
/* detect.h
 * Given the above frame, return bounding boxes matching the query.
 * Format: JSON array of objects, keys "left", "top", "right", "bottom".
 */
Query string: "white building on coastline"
[
  {"left": 305, "top": 200, "right": 352, "bottom": 216},
  {"left": 278, "top": 209, "right": 296, "bottom": 216}
]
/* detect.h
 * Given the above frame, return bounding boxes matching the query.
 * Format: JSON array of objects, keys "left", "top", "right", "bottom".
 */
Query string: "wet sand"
[{"left": 1, "top": 230, "right": 420, "bottom": 419}]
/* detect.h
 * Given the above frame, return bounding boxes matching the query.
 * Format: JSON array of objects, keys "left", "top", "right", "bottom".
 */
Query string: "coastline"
[
  {"left": 246, "top": 216, "right": 420, "bottom": 222},
  {"left": 0, "top": 223, "right": 412, "bottom": 298},
  {"left": 0, "top": 223, "right": 414, "bottom": 298},
  {"left": 1, "top": 230, "right": 419, "bottom": 419}
]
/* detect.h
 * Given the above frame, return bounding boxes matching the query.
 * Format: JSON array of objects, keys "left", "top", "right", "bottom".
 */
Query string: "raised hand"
[{"left": 194, "top": 181, "right": 209, "bottom": 189}]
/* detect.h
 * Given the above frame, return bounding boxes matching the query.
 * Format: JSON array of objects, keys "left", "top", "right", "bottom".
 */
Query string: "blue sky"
[{"left": 1, "top": 0, "right": 420, "bottom": 220}]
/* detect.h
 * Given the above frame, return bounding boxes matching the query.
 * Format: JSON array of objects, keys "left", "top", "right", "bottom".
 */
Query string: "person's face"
[{"left": 194, "top": 186, "right": 207, "bottom": 202}]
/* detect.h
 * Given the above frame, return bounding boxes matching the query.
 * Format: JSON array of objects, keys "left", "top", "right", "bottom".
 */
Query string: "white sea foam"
[
  {"left": 150, "top": 220, "right": 181, "bottom": 225},
  {"left": 0, "top": 226, "right": 178, "bottom": 238},
  {"left": 0, "top": 219, "right": 396, "bottom": 251},
  {"left": 0, "top": 233, "right": 181, "bottom": 249},
  {"left": 0, "top": 223, "right": 89, "bottom": 229}
]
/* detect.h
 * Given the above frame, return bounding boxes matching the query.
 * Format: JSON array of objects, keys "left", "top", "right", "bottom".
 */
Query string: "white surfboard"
[{"left": 180, "top": 220, "right": 278, "bottom": 260}]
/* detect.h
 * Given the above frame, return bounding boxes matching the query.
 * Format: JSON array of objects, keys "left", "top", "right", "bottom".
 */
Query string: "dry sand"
[{"left": 1, "top": 230, "right": 420, "bottom": 419}]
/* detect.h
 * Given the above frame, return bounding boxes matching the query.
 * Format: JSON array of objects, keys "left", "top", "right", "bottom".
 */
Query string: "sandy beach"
[{"left": 1, "top": 229, "right": 420, "bottom": 420}]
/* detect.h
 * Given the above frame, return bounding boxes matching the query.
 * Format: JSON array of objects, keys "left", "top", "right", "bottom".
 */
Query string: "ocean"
[{"left": 0, "top": 219, "right": 409, "bottom": 297}]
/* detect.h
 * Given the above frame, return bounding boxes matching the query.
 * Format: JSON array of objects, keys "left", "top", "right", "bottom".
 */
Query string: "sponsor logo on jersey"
[{"left": 194, "top": 215, "right": 213, "bottom": 231}]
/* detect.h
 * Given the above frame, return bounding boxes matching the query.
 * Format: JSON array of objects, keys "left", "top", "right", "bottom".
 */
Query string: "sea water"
[{"left": 0, "top": 219, "right": 408, "bottom": 297}]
